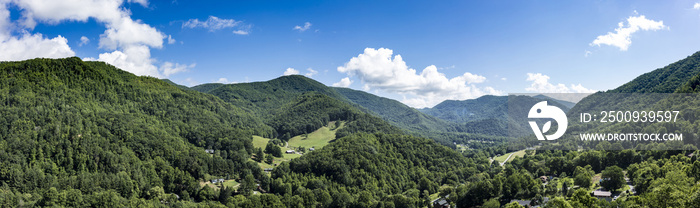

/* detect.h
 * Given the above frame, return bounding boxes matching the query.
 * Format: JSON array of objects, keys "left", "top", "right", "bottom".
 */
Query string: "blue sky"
[{"left": 3, "top": 1, "right": 700, "bottom": 108}]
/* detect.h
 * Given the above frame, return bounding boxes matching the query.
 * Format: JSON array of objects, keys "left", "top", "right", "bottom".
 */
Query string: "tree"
[
  {"left": 574, "top": 173, "right": 591, "bottom": 188},
  {"left": 254, "top": 148, "right": 264, "bottom": 162},
  {"left": 265, "top": 154, "right": 274, "bottom": 164},
  {"left": 483, "top": 198, "right": 500, "bottom": 208},
  {"left": 601, "top": 166, "right": 625, "bottom": 191},
  {"left": 265, "top": 142, "right": 282, "bottom": 157},
  {"left": 544, "top": 197, "right": 573, "bottom": 208},
  {"left": 240, "top": 174, "right": 257, "bottom": 196}
]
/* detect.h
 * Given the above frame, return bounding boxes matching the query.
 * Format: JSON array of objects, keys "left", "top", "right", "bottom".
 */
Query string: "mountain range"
[{"left": 2, "top": 49, "right": 700, "bottom": 206}]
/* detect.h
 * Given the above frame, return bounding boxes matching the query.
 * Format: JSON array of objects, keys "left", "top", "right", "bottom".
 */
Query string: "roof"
[{"left": 593, "top": 190, "right": 612, "bottom": 197}]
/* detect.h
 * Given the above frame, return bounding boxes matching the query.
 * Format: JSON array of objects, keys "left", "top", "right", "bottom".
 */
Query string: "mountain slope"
[
  {"left": 612, "top": 51, "right": 700, "bottom": 93},
  {"left": 420, "top": 95, "right": 570, "bottom": 137},
  {"left": 206, "top": 75, "right": 348, "bottom": 119},
  {"left": 191, "top": 83, "right": 224, "bottom": 93},
  {"left": 334, "top": 87, "right": 454, "bottom": 133},
  {"left": 0, "top": 57, "right": 282, "bottom": 206}
]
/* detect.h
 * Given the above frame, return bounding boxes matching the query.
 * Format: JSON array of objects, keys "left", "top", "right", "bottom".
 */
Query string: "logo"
[{"left": 528, "top": 101, "right": 568, "bottom": 140}]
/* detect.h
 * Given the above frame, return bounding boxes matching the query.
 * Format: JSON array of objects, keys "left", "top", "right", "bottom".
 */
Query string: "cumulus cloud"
[
  {"left": 128, "top": 0, "right": 148, "bottom": 7},
  {"left": 79, "top": 36, "right": 89, "bottom": 46},
  {"left": 0, "top": 32, "right": 75, "bottom": 60},
  {"left": 337, "top": 48, "right": 502, "bottom": 108},
  {"left": 283, "top": 68, "right": 300, "bottom": 76},
  {"left": 305, "top": 68, "right": 318, "bottom": 77},
  {"left": 590, "top": 14, "right": 667, "bottom": 51},
  {"left": 215, "top": 77, "right": 229, "bottom": 84},
  {"left": 293, "top": 22, "right": 312, "bottom": 32},
  {"left": 694, "top": 2, "right": 700, "bottom": 9},
  {"left": 167, "top": 35, "right": 175, "bottom": 44},
  {"left": 161, "top": 61, "right": 195, "bottom": 77},
  {"left": 332, "top": 77, "right": 353, "bottom": 87},
  {"left": 525, "top": 73, "right": 595, "bottom": 93},
  {"left": 183, "top": 16, "right": 251, "bottom": 35},
  {"left": 1, "top": 0, "right": 191, "bottom": 78}
]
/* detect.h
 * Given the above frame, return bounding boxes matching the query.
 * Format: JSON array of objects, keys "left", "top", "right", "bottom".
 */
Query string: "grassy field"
[
  {"left": 250, "top": 122, "right": 343, "bottom": 171},
  {"left": 223, "top": 180, "right": 240, "bottom": 189},
  {"left": 252, "top": 135, "right": 270, "bottom": 149},
  {"left": 493, "top": 149, "right": 532, "bottom": 164},
  {"left": 288, "top": 121, "right": 344, "bottom": 150}
]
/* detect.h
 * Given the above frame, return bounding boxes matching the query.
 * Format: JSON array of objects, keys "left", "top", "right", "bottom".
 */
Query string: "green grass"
[
  {"left": 493, "top": 149, "right": 533, "bottom": 164},
  {"left": 252, "top": 136, "right": 270, "bottom": 149},
  {"left": 251, "top": 122, "right": 343, "bottom": 171},
  {"left": 223, "top": 180, "right": 240, "bottom": 190},
  {"left": 288, "top": 121, "right": 344, "bottom": 150}
]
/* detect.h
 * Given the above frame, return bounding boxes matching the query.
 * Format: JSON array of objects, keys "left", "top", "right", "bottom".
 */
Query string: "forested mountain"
[
  {"left": 0, "top": 57, "right": 494, "bottom": 207},
  {"left": 420, "top": 95, "right": 570, "bottom": 137},
  {"left": 532, "top": 94, "right": 576, "bottom": 109},
  {"left": 566, "top": 50, "right": 700, "bottom": 150},
  {"left": 205, "top": 75, "right": 347, "bottom": 119},
  {"left": 191, "top": 83, "right": 224, "bottom": 93},
  {"left": 0, "top": 57, "right": 276, "bottom": 206},
  {"left": 333, "top": 87, "right": 454, "bottom": 133},
  {"left": 612, "top": 50, "right": 700, "bottom": 93}
]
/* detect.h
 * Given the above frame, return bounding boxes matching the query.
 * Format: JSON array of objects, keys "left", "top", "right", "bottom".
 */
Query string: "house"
[
  {"left": 285, "top": 150, "right": 295, "bottom": 154},
  {"left": 309, "top": 147, "right": 315, "bottom": 151},
  {"left": 211, "top": 178, "right": 224, "bottom": 183},
  {"left": 264, "top": 168, "right": 273, "bottom": 172},
  {"left": 205, "top": 149, "right": 214, "bottom": 154},
  {"left": 432, "top": 197, "right": 450, "bottom": 208},
  {"left": 592, "top": 190, "right": 613, "bottom": 201},
  {"left": 539, "top": 176, "right": 548, "bottom": 183}
]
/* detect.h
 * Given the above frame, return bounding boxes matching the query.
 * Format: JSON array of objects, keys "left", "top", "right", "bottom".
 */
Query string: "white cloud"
[
  {"left": 161, "top": 61, "right": 194, "bottom": 77},
  {"left": 232, "top": 30, "right": 248, "bottom": 35},
  {"left": 79, "top": 36, "right": 89, "bottom": 46},
  {"left": 584, "top": 50, "right": 592, "bottom": 57},
  {"left": 183, "top": 16, "right": 250, "bottom": 35},
  {"left": 1, "top": 0, "right": 191, "bottom": 78},
  {"left": 525, "top": 73, "right": 595, "bottom": 93},
  {"left": 694, "top": 2, "right": 700, "bottom": 9},
  {"left": 0, "top": 32, "right": 74, "bottom": 61},
  {"left": 305, "top": 68, "right": 318, "bottom": 77},
  {"left": 590, "top": 14, "right": 667, "bottom": 51},
  {"left": 337, "top": 48, "right": 502, "bottom": 108},
  {"left": 98, "top": 17, "right": 165, "bottom": 50},
  {"left": 293, "top": 22, "right": 312, "bottom": 32},
  {"left": 283, "top": 67, "right": 300, "bottom": 76},
  {"left": 332, "top": 77, "right": 353, "bottom": 87},
  {"left": 215, "top": 77, "right": 229, "bottom": 84},
  {"left": 128, "top": 0, "right": 148, "bottom": 7},
  {"left": 167, "top": 35, "right": 175, "bottom": 44},
  {"left": 501, "top": 77, "right": 507, "bottom": 81},
  {"left": 86, "top": 45, "right": 160, "bottom": 77}
]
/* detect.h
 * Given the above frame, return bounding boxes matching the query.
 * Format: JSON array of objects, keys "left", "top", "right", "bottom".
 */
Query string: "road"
[{"left": 499, "top": 153, "right": 515, "bottom": 166}]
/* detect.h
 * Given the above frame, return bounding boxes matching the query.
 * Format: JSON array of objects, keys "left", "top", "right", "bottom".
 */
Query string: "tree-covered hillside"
[
  {"left": 334, "top": 87, "right": 454, "bottom": 133},
  {"left": 0, "top": 57, "right": 275, "bottom": 206}
]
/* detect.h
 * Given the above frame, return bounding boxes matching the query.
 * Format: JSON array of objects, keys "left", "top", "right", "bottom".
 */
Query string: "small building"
[
  {"left": 592, "top": 190, "right": 613, "bottom": 201},
  {"left": 285, "top": 150, "right": 295, "bottom": 154},
  {"left": 264, "top": 168, "right": 273, "bottom": 172},
  {"left": 309, "top": 147, "right": 315, "bottom": 151},
  {"left": 211, "top": 178, "right": 224, "bottom": 183},
  {"left": 205, "top": 149, "right": 214, "bottom": 154},
  {"left": 433, "top": 198, "right": 450, "bottom": 208},
  {"left": 539, "top": 176, "right": 548, "bottom": 183}
]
